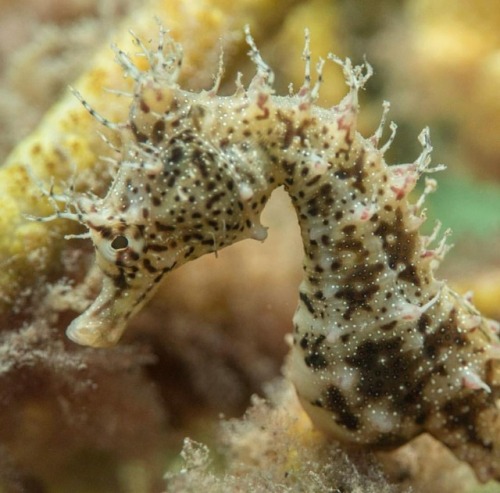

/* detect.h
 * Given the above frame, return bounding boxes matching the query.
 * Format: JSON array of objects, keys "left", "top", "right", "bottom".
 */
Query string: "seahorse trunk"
[{"left": 277, "top": 82, "right": 500, "bottom": 481}]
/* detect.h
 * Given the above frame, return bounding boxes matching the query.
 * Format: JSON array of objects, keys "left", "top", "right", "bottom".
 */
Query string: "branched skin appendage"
[{"left": 49, "top": 27, "right": 499, "bottom": 480}]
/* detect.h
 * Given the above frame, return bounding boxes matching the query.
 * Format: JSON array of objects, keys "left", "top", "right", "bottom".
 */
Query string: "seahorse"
[{"left": 36, "top": 26, "right": 500, "bottom": 481}]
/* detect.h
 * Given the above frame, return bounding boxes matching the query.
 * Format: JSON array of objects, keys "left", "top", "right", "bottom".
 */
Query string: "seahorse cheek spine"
[{"left": 56, "top": 29, "right": 499, "bottom": 481}]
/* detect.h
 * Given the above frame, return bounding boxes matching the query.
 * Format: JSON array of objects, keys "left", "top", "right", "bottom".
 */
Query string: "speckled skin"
[{"left": 51, "top": 29, "right": 500, "bottom": 481}]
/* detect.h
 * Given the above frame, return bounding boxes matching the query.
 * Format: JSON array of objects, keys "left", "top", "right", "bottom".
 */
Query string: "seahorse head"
[
  {"left": 65, "top": 112, "right": 269, "bottom": 347},
  {"left": 58, "top": 23, "right": 278, "bottom": 346},
  {"left": 64, "top": 138, "right": 208, "bottom": 348},
  {"left": 64, "top": 188, "right": 179, "bottom": 347}
]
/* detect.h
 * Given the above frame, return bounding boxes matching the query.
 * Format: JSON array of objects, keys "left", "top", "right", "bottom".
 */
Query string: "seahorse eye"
[{"left": 110, "top": 235, "right": 129, "bottom": 250}]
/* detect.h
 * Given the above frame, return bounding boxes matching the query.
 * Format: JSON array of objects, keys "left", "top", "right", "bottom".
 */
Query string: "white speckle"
[
  {"left": 461, "top": 369, "right": 491, "bottom": 393},
  {"left": 238, "top": 183, "right": 254, "bottom": 201}
]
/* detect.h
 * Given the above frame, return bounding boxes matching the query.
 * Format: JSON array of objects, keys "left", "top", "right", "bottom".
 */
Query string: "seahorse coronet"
[{"left": 42, "top": 26, "right": 500, "bottom": 482}]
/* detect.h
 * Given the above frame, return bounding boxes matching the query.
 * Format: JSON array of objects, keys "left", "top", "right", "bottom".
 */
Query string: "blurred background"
[{"left": 0, "top": 0, "right": 499, "bottom": 491}]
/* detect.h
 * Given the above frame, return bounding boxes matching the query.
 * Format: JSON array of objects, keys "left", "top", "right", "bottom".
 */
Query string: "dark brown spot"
[
  {"left": 299, "top": 291, "right": 315, "bottom": 314},
  {"left": 94, "top": 225, "right": 113, "bottom": 239},
  {"left": 169, "top": 146, "right": 184, "bottom": 165},
  {"left": 340, "top": 333, "right": 350, "bottom": 343},
  {"left": 113, "top": 268, "right": 129, "bottom": 290},
  {"left": 346, "top": 262, "right": 384, "bottom": 283},
  {"left": 417, "top": 313, "right": 432, "bottom": 334},
  {"left": 323, "top": 386, "right": 360, "bottom": 431},
  {"left": 442, "top": 393, "right": 494, "bottom": 448},
  {"left": 152, "top": 119, "right": 165, "bottom": 144},
  {"left": 304, "top": 335, "right": 328, "bottom": 370},
  {"left": 281, "top": 160, "right": 296, "bottom": 176},
  {"left": 345, "top": 336, "right": 432, "bottom": 423},
  {"left": 335, "top": 238, "right": 368, "bottom": 260},
  {"left": 368, "top": 433, "right": 407, "bottom": 449},
  {"left": 423, "top": 309, "right": 468, "bottom": 359},
  {"left": 139, "top": 99, "right": 150, "bottom": 113},
  {"left": 146, "top": 243, "right": 169, "bottom": 252},
  {"left": 380, "top": 321, "right": 397, "bottom": 331},
  {"left": 335, "top": 284, "right": 379, "bottom": 320},
  {"left": 277, "top": 111, "right": 294, "bottom": 149},
  {"left": 143, "top": 258, "right": 158, "bottom": 273},
  {"left": 342, "top": 224, "right": 356, "bottom": 235},
  {"left": 256, "top": 92, "right": 270, "bottom": 120},
  {"left": 374, "top": 208, "right": 420, "bottom": 285},
  {"left": 155, "top": 221, "right": 175, "bottom": 232},
  {"left": 300, "top": 336, "right": 309, "bottom": 349},
  {"left": 130, "top": 121, "right": 148, "bottom": 144},
  {"left": 304, "top": 352, "right": 328, "bottom": 370},
  {"left": 187, "top": 104, "right": 206, "bottom": 130},
  {"left": 306, "top": 175, "right": 322, "bottom": 187}
]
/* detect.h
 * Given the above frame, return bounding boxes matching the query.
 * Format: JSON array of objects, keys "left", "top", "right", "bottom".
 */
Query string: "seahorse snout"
[{"left": 66, "top": 276, "right": 143, "bottom": 347}]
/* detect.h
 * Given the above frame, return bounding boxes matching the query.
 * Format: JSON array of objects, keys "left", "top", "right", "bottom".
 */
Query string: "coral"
[
  {"left": 0, "top": 275, "right": 167, "bottom": 491},
  {"left": 165, "top": 379, "right": 478, "bottom": 493},
  {"left": 164, "top": 379, "right": 397, "bottom": 493},
  {"left": 0, "top": 0, "right": 138, "bottom": 163}
]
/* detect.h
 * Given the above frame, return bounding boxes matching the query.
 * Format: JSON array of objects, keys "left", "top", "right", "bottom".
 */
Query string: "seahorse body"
[{"left": 51, "top": 28, "right": 499, "bottom": 481}]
